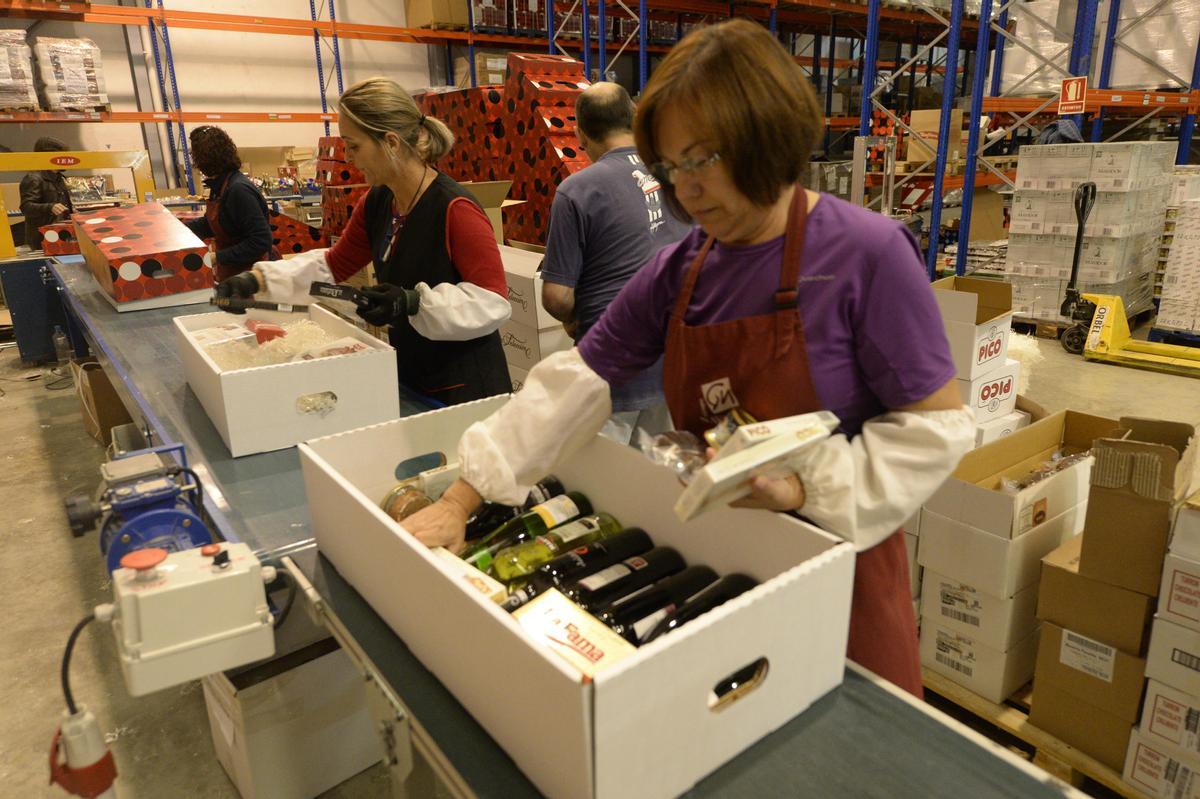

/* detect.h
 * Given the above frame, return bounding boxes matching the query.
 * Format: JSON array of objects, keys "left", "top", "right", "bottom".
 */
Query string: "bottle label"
[
  {"left": 632, "top": 604, "right": 676, "bottom": 642},
  {"left": 533, "top": 494, "right": 580, "bottom": 529},
  {"left": 577, "top": 562, "right": 632, "bottom": 592},
  {"left": 552, "top": 517, "right": 601, "bottom": 546}
]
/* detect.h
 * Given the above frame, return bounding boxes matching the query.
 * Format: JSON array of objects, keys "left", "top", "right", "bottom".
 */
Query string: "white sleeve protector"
[
  {"left": 459, "top": 348, "right": 612, "bottom": 506},
  {"left": 410, "top": 281, "right": 512, "bottom": 341},
  {"left": 254, "top": 249, "right": 334, "bottom": 306},
  {"left": 789, "top": 407, "right": 975, "bottom": 551}
]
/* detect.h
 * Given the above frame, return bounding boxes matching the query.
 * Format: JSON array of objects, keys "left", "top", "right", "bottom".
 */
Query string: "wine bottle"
[
  {"left": 599, "top": 566, "right": 718, "bottom": 644},
  {"left": 501, "top": 528, "right": 654, "bottom": 612},
  {"left": 640, "top": 574, "right": 758, "bottom": 644},
  {"left": 464, "top": 476, "right": 566, "bottom": 540},
  {"left": 461, "top": 491, "right": 593, "bottom": 572},
  {"left": 491, "top": 513, "right": 622, "bottom": 583},
  {"left": 563, "top": 547, "right": 685, "bottom": 613}
]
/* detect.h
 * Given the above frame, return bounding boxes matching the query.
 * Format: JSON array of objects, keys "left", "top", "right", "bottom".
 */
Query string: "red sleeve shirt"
[{"left": 324, "top": 191, "right": 507, "bottom": 298}]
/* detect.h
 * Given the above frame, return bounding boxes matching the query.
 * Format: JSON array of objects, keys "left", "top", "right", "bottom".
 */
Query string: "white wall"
[{"left": 2, "top": 1, "right": 435, "bottom": 186}]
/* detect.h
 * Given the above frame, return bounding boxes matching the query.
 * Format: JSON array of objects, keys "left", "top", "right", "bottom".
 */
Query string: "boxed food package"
[
  {"left": 1034, "top": 622, "right": 1148, "bottom": 722},
  {"left": 1028, "top": 680, "right": 1134, "bottom": 772},
  {"left": 74, "top": 203, "right": 214, "bottom": 311},
  {"left": 1173, "top": 491, "right": 1200, "bottom": 562},
  {"left": 404, "top": 0, "right": 470, "bottom": 29},
  {"left": 1124, "top": 728, "right": 1200, "bottom": 799},
  {"left": 298, "top": 397, "right": 857, "bottom": 799},
  {"left": 905, "top": 109, "right": 964, "bottom": 164},
  {"left": 1159, "top": 554, "right": 1200, "bottom": 634},
  {"left": 919, "top": 621, "right": 1039, "bottom": 703},
  {"left": 931, "top": 276, "right": 1013, "bottom": 380},
  {"left": 918, "top": 504, "right": 1084, "bottom": 598},
  {"left": 499, "top": 318, "right": 572, "bottom": 371},
  {"left": 920, "top": 569, "right": 1038, "bottom": 651},
  {"left": 39, "top": 222, "right": 80, "bottom": 256},
  {"left": 956, "top": 359, "right": 1020, "bottom": 423},
  {"left": 924, "top": 410, "right": 1117, "bottom": 540},
  {"left": 1038, "top": 534, "right": 1154, "bottom": 656},
  {"left": 173, "top": 306, "right": 399, "bottom": 457},
  {"left": 1142, "top": 679, "right": 1200, "bottom": 759},
  {"left": 1081, "top": 419, "right": 1198, "bottom": 596},
  {"left": 975, "top": 410, "right": 1031, "bottom": 448},
  {"left": 1147, "top": 616, "right": 1200, "bottom": 698}
]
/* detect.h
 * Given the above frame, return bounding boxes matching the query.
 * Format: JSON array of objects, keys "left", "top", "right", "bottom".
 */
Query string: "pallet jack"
[{"left": 1058, "top": 183, "right": 1200, "bottom": 379}]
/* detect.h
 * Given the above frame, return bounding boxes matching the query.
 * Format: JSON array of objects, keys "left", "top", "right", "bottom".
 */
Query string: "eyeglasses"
[{"left": 649, "top": 152, "right": 721, "bottom": 187}]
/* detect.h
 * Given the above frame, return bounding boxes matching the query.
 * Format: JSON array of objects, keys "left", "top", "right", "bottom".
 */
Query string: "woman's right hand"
[{"left": 402, "top": 479, "right": 483, "bottom": 554}]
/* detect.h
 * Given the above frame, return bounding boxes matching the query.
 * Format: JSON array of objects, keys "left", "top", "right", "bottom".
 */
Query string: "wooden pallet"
[
  {"left": 1012, "top": 316, "right": 1068, "bottom": 339},
  {"left": 43, "top": 102, "right": 111, "bottom": 115},
  {"left": 922, "top": 669, "right": 1152, "bottom": 799},
  {"left": 420, "top": 21, "right": 466, "bottom": 30}
]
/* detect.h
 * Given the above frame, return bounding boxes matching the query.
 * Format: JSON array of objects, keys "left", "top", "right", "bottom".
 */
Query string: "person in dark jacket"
[
  {"left": 183, "top": 125, "right": 278, "bottom": 281},
  {"left": 19, "top": 137, "right": 75, "bottom": 250}
]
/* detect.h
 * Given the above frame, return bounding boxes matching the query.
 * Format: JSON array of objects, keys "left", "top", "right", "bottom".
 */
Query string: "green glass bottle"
[
  {"left": 491, "top": 513, "right": 622, "bottom": 583},
  {"left": 461, "top": 491, "right": 592, "bottom": 572}
]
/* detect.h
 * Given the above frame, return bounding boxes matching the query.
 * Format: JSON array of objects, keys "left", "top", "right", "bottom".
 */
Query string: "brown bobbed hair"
[
  {"left": 189, "top": 125, "right": 242, "bottom": 177},
  {"left": 633, "top": 19, "right": 823, "bottom": 221}
]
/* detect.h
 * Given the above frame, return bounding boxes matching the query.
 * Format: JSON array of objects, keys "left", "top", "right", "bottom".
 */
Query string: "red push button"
[
  {"left": 201, "top": 544, "right": 221, "bottom": 557},
  {"left": 120, "top": 548, "right": 168, "bottom": 571}
]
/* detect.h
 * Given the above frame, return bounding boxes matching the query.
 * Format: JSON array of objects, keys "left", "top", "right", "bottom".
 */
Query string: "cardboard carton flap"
[
  {"left": 932, "top": 276, "right": 1013, "bottom": 325},
  {"left": 1042, "top": 532, "right": 1082, "bottom": 571},
  {"left": 1093, "top": 419, "right": 1197, "bottom": 501},
  {"left": 462, "top": 180, "right": 513, "bottom": 208},
  {"left": 954, "top": 410, "right": 1120, "bottom": 489}
]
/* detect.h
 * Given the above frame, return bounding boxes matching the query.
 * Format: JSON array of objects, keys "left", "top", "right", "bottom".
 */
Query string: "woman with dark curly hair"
[{"left": 183, "top": 125, "right": 278, "bottom": 281}]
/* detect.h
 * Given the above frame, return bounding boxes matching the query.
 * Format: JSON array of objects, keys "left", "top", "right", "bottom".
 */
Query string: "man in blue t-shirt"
[{"left": 540, "top": 82, "right": 690, "bottom": 443}]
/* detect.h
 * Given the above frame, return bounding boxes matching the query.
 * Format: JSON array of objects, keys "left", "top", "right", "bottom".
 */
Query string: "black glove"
[
  {"left": 357, "top": 283, "right": 420, "bottom": 327},
  {"left": 214, "top": 271, "right": 260, "bottom": 315}
]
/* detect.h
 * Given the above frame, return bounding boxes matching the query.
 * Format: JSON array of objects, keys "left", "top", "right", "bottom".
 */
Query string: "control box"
[{"left": 112, "top": 543, "right": 275, "bottom": 696}]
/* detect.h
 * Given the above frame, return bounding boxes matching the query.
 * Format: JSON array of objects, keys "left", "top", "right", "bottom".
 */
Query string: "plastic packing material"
[
  {"left": 1001, "top": 450, "right": 1092, "bottom": 494},
  {"left": 0, "top": 29, "right": 38, "bottom": 110},
  {"left": 32, "top": 36, "right": 108, "bottom": 110},
  {"left": 200, "top": 319, "right": 365, "bottom": 372},
  {"left": 637, "top": 429, "right": 707, "bottom": 486},
  {"left": 1095, "top": 0, "right": 1199, "bottom": 91}
]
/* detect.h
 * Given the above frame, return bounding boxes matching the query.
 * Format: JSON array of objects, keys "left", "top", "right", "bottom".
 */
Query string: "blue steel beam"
[
  {"left": 638, "top": 0, "right": 647, "bottom": 92},
  {"left": 598, "top": 0, "right": 607, "bottom": 77},
  {"left": 308, "top": 0, "right": 330, "bottom": 135},
  {"left": 859, "top": 0, "right": 881, "bottom": 137},
  {"left": 1067, "top": 0, "right": 1099, "bottom": 132},
  {"left": 813, "top": 32, "right": 823, "bottom": 94},
  {"left": 143, "top": 1, "right": 180, "bottom": 188},
  {"left": 824, "top": 20, "right": 836, "bottom": 153},
  {"left": 328, "top": 0, "right": 344, "bottom": 96},
  {"left": 956, "top": 0, "right": 994, "bottom": 276},
  {"left": 155, "top": 0, "right": 193, "bottom": 194},
  {"left": 467, "top": 0, "right": 477, "bottom": 87},
  {"left": 1179, "top": 27, "right": 1200, "bottom": 164},
  {"left": 582, "top": 3, "right": 591, "bottom": 79},
  {"left": 924, "top": 0, "right": 964, "bottom": 278},
  {"left": 1090, "top": 0, "right": 1120, "bottom": 141}
]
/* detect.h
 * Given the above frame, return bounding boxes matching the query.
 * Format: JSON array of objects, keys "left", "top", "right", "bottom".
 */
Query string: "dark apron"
[
  {"left": 661, "top": 188, "right": 923, "bottom": 697},
  {"left": 206, "top": 174, "right": 279, "bottom": 282}
]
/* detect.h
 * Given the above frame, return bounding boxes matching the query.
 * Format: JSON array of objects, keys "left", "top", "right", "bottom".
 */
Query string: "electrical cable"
[
  {"left": 178, "top": 467, "right": 204, "bottom": 513},
  {"left": 61, "top": 614, "right": 94, "bottom": 715},
  {"left": 273, "top": 569, "right": 298, "bottom": 628}
]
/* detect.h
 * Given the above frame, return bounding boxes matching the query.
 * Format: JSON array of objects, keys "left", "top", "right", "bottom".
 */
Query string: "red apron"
[
  {"left": 206, "top": 174, "right": 280, "bottom": 282},
  {"left": 661, "top": 188, "right": 924, "bottom": 697}
]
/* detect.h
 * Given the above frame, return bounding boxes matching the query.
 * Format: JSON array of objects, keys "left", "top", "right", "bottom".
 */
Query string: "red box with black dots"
[
  {"left": 74, "top": 203, "right": 213, "bottom": 304},
  {"left": 321, "top": 185, "right": 369, "bottom": 237},
  {"left": 39, "top": 222, "right": 80, "bottom": 255},
  {"left": 317, "top": 136, "right": 348, "bottom": 162},
  {"left": 316, "top": 159, "right": 366, "bottom": 186},
  {"left": 271, "top": 211, "right": 330, "bottom": 255}
]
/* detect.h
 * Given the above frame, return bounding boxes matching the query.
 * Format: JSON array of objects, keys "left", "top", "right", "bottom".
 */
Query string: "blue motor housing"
[{"left": 100, "top": 507, "right": 213, "bottom": 574}]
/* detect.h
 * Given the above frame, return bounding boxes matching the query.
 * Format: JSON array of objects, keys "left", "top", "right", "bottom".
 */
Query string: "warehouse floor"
[{"left": 2, "top": 334, "right": 1198, "bottom": 798}]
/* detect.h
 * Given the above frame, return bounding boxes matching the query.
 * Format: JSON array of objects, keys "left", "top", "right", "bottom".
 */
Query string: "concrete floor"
[{"left": 1, "top": 331, "right": 1197, "bottom": 798}]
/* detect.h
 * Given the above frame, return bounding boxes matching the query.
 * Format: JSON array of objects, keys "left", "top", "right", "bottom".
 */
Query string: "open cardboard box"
[
  {"left": 499, "top": 244, "right": 559, "bottom": 330},
  {"left": 932, "top": 276, "right": 1014, "bottom": 380},
  {"left": 174, "top": 305, "right": 399, "bottom": 457},
  {"left": 463, "top": 181, "right": 525, "bottom": 244},
  {"left": 925, "top": 410, "right": 1120, "bottom": 540},
  {"left": 298, "top": 397, "right": 856, "bottom": 799}
]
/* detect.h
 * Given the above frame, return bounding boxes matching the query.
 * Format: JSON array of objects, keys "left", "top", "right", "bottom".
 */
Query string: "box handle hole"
[
  {"left": 394, "top": 451, "right": 447, "bottom": 481},
  {"left": 296, "top": 390, "right": 337, "bottom": 417},
  {"left": 708, "top": 657, "right": 769, "bottom": 712}
]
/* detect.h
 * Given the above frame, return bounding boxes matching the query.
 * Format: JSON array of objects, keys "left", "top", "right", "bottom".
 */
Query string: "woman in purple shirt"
[{"left": 407, "top": 19, "right": 974, "bottom": 695}]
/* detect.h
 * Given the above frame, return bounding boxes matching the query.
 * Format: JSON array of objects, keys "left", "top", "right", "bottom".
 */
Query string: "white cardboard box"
[
  {"left": 174, "top": 306, "right": 399, "bottom": 457},
  {"left": 500, "top": 244, "right": 559, "bottom": 330},
  {"left": 1147, "top": 616, "right": 1200, "bottom": 698},
  {"left": 919, "top": 620, "right": 1039, "bottom": 704},
  {"left": 201, "top": 646, "right": 382, "bottom": 799},
  {"left": 918, "top": 505, "right": 1084, "bottom": 598},
  {"left": 975, "top": 409, "right": 1031, "bottom": 448},
  {"left": 904, "top": 510, "right": 923, "bottom": 537},
  {"left": 931, "top": 276, "right": 1014, "bottom": 380},
  {"left": 924, "top": 410, "right": 1111, "bottom": 540},
  {"left": 1160, "top": 554, "right": 1200, "bottom": 634},
  {"left": 905, "top": 532, "right": 921, "bottom": 599},
  {"left": 956, "top": 359, "right": 1020, "bottom": 423},
  {"left": 1171, "top": 492, "right": 1200, "bottom": 562},
  {"left": 920, "top": 569, "right": 1039, "bottom": 651},
  {"left": 298, "top": 398, "right": 857, "bottom": 799},
  {"left": 499, "top": 318, "right": 573, "bottom": 372},
  {"left": 1142, "top": 679, "right": 1200, "bottom": 759},
  {"left": 508, "top": 363, "right": 529, "bottom": 393},
  {"left": 1124, "top": 727, "right": 1200, "bottom": 799}
]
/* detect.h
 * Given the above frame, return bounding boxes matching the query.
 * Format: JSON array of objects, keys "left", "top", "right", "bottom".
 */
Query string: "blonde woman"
[{"left": 217, "top": 77, "right": 511, "bottom": 405}]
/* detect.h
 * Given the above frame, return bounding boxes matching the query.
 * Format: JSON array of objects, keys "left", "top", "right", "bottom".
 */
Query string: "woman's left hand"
[{"left": 731, "top": 472, "right": 806, "bottom": 512}]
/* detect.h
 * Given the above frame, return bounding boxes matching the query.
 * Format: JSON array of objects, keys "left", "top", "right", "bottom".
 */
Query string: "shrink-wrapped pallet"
[
  {"left": 33, "top": 37, "right": 110, "bottom": 111},
  {"left": 0, "top": 30, "right": 38, "bottom": 111}
]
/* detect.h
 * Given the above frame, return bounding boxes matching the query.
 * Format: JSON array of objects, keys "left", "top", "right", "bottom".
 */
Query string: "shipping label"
[
  {"left": 938, "top": 581, "right": 982, "bottom": 628},
  {"left": 1128, "top": 741, "right": 1200, "bottom": 797},
  {"left": 1059, "top": 629, "right": 1116, "bottom": 682},
  {"left": 934, "top": 629, "right": 977, "bottom": 679},
  {"left": 1148, "top": 693, "right": 1200, "bottom": 755},
  {"left": 1169, "top": 567, "right": 1200, "bottom": 625}
]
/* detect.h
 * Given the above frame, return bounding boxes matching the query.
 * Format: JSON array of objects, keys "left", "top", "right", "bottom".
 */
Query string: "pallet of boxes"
[
  {"left": 1026, "top": 419, "right": 1197, "bottom": 791},
  {"left": 499, "top": 244, "right": 571, "bottom": 391}
]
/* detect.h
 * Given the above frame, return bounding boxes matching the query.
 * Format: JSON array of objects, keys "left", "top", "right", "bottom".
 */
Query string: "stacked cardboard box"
[
  {"left": 1154, "top": 168, "right": 1200, "bottom": 309},
  {"left": 917, "top": 411, "right": 1118, "bottom": 702},
  {"left": 905, "top": 510, "right": 923, "bottom": 626},
  {"left": 314, "top": 137, "right": 369, "bottom": 241},
  {"left": 454, "top": 51, "right": 508, "bottom": 87},
  {"left": 904, "top": 109, "right": 969, "bottom": 169},
  {"left": 1157, "top": 199, "right": 1200, "bottom": 334},
  {"left": 931, "top": 277, "right": 1029, "bottom": 447},
  {"left": 1027, "top": 420, "right": 1196, "bottom": 777},
  {"left": 1006, "top": 142, "right": 1175, "bottom": 322},
  {"left": 498, "top": 244, "right": 571, "bottom": 389}
]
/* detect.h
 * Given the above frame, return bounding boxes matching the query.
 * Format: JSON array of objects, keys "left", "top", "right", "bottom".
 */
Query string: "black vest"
[{"left": 363, "top": 172, "right": 510, "bottom": 405}]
